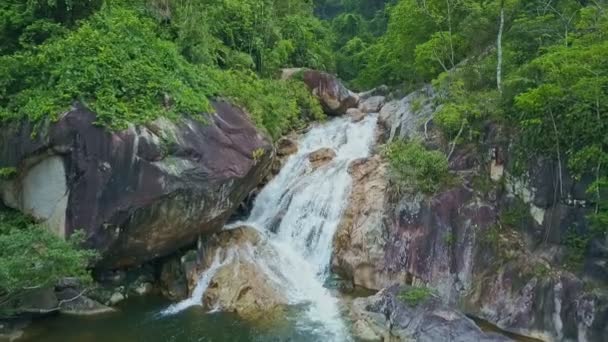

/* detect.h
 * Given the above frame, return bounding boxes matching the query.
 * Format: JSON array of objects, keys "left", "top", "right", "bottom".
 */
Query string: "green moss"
[
  {"left": 398, "top": 286, "right": 432, "bottom": 306},
  {"left": 0, "top": 167, "right": 17, "bottom": 180}
]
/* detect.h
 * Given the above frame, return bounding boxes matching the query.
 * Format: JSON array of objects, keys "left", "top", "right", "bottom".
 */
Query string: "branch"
[{"left": 447, "top": 120, "right": 466, "bottom": 161}]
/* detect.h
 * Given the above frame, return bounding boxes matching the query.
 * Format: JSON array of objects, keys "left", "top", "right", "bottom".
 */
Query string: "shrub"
[
  {"left": 383, "top": 140, "right": 451, "bottom": 194},
  {"left": 0, "top": 168, "right": 17, "bottom": 180},
  {"left": 208, "top": 69, "right": 324, "bottom": 140},
  {"left": 398, "top": 286, "right": 432, "bottom": 306},
  {"left": 0, "top": 208, "right": 97, "bottom": 315}
]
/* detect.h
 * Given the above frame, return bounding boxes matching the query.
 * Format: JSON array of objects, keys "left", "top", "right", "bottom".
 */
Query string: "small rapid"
[{"left": 162, "top": 114, "right": 378, "bottom": 340}]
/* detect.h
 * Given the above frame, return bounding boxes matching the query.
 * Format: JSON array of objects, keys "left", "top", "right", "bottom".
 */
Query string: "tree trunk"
[{"left": 497, "top": 3, "right": 505, "bottom": 93}]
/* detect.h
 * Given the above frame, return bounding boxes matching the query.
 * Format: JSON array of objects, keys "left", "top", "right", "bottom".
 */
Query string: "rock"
[
  {"left": 352, "top": 319, "right": 382, "bottom": 341},
  {"left": 0, "top": 100, "right": 273, "bottom": 268},
  {"left": 378, "top": 85, "right": 435, "bottom": 142},
  {"left": 284, "top": 69, "right": 359, "bottom": 116},
  {"left": 55, "top": 288, "right": 114, "bottom": 315},
  {"left": 332, "top": 157, "right": 391, "bottom": 290},
  {"left": 464, "top": 266, "right": 608, "bottom": 342},
  {"left": 276, "top": 137, "right": 298, "bottom": 157},
  {"left": 191, "top": 227, "right": 288, "bottom": 323},
  {"left": 204, "top": 259, "right": 288, "bottom": 322},
  {"left": 358, "top": 85, "right": 390, "bottom": 100},
  {"left": 346, "top": 108, "right": 366, "bottom": 123},
  {"left": 280, "top": 68, "right": 304, "bottom": 80},
  {"left": 12, "top": 288, "right": 59, "bottom": 315},
  {"left": 350, "top": 285, "right": 511, "bottom": 342},
  {"left": 308, "top": 148, "right": 337, "bottom": 169},
  {"left": 108, "top": 292, "right": 125, "bottom": 306},
  {"left": 133, "top": 282, "right": 154, "bottom": 296},
  {"left": 160, "top": 256, "right": 189, "bottom": 301},
  {"left": 358, "top": 96, "right": 385, "bottom": 113}
]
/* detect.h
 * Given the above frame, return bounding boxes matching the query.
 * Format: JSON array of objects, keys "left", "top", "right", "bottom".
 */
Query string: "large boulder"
[
  {"left": 358, "top": 96, "right": 385, "bottom": 114},
  {"left": 190, "top": 227, "right": 288, "bottom": 322},
  {"left": 283, "top": 69, "right": 359, "bottom": 116},
  {"left": 0, "top": 101, "right": 273, "bottom": 268},
  {"left": 350, "top": 285, "right": 511, "bottom": 342}
]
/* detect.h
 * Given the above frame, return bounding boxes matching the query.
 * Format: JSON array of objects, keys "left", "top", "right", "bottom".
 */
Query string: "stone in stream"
[
  {"left": 0, "top": 100, "right": 273, "bottom": 269},
  {"left": 347, "top": 108, "right": 366, "bottom": 123},
  {"left": 276, "top": 137, "right": 298, "bottom": 157},
  {"left": 308, "top": 148, "right": 337, "bottom": 170}
]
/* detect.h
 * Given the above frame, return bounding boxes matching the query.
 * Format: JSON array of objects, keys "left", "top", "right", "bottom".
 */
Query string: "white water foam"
[{"left": 160, "top": 249, "right": 235, "bottom": 315}]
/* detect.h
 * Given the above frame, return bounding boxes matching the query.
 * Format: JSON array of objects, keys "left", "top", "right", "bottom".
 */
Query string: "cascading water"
[{"left": 162, "top": 114, "right": 378, "bottom": 340}]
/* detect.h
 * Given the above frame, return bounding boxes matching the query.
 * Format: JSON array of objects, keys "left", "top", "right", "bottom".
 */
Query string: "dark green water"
[{"left": 21, "top": 296, "right": 329, "bottom": 342}]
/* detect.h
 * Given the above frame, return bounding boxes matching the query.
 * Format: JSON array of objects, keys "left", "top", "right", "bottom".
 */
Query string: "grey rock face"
[{"left": 350, "top": 285, "right": 512, "bottom": 342}]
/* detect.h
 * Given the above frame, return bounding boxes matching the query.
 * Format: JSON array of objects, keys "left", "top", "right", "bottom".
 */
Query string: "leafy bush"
[
  {"left": 208, "top": 69, "right": 325, "bottom": 140},
  {"left": 0, "top": 209, "right": 96, "bottom": 314},
  {"left": 0, "top": 5, "right": 216, "bottom": 130},
  {"left": 563, "top": 227, "right": 590, "bottom": 271},
  {"left": 398, "top": 286, "right": 432, "bottom": 306},
  {"left": 383, "top": 140, "right": 452, "bottom": 194}
]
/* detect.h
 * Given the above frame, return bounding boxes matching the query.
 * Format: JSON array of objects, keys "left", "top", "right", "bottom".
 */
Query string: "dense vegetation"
[
  {"left": 323, "top": 0, "right": 607, "bottom": 240},
  {"left": 0, "top": 0, "right": 328, "bottom": 137}
]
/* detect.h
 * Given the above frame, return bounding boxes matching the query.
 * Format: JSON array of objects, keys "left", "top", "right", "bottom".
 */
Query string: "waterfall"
[
  {"left": 161, "top": 249, "right": 235, "bottom": 315},
  {"left": 162, "top": 114, "right": 378, "bottom": 340}
]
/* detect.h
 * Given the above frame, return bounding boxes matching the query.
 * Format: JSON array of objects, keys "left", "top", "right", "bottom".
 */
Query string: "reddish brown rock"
[{"left": 283, "top": 69, "right": 359, "bottom": 116}]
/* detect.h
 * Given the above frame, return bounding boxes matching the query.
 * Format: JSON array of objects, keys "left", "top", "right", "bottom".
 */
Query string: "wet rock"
[
  {"left": 55, "top": 288, "right": 114, "bottom": 315},
  {"left": 284, "top": 69, "right": 359, "bottom": 116},
  {"left": 464, "top": 264, "right": 608, "bottom": 342},
  {"left": 359, "top": 96, "right": 385, "bottom": 113},
  {"left": 192, "top": 227, "right": 288, "bottom": 322},
  {"left": 0, "top": 100, "right": 273, "bottom": 268},
  {"left": 108, "top": 292, "right": 125, "bottom": 306},
  {"left": 332, "top": 157, "right": 390, "bottom": 290},
  {"left": 160, "top": 256, "right": 188, "bottom": 301},
  {"left": 347, "top": 108, "right": 366, "bottom": 123},
  {"left": 350, "top": 285, "right": 511, "bottom": 342},
  {"left": 133, "top": 282, "right": 154, "bottom": 296},
  {"left": 378, "top": 85, "right": 435, "bottom": 142},
  {"left": 308, "top": 148, "right": 337, "bottom": 169},
  {"left": 276, "top": 137, "right": 298, "bottom": 157},
  {"left": 204, "top": 259, "right": 288, "bottom": 322}
]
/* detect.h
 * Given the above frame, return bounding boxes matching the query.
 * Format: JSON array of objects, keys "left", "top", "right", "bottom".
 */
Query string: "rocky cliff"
[{"left": 332, "top": 87, "right": 608, "bottom": 341}]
